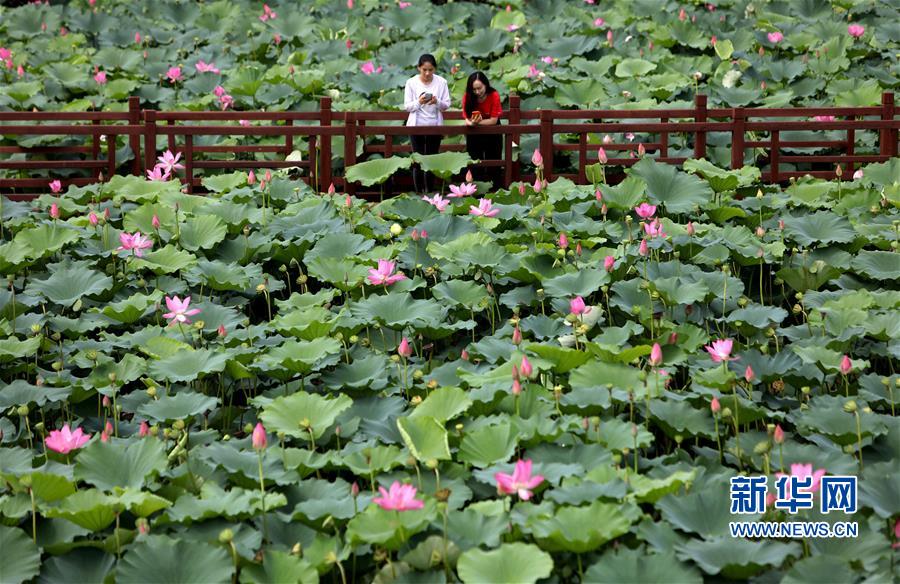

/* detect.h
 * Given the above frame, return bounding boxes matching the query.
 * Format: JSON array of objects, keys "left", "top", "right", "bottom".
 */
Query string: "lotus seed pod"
[
  {"left": 410, "top": 395, "right": 422, "bottom": 405},
  {"left": 425, "top": 459, "right": 439, "bottom": 470},
  {"left": 147, "top": 386, "right": 157, "bottom": 398},
  {"left": 390, "top": 223, "right": 403, "bottom": 236},
  {"left": 30, "top": 324, "right": 42, "bottom": 334},
  {"left": 754, "top": 440, "right": 771, "bottom": 455},
  {"left": 34, "top": 422, "right": 44, "bottom": 432},
  {"left": 256, "top": 284, "right": 266, "bottom": 293},
  {"left": 721, "top": 407, "right": 732, "bottom": 419},
  {"left": 427, "top": 379, "right": 439, "bottom": 390},
  {"left": 108, "top": 372, "right": 117, "bottom": 383},
  {"left": 52, "top": 361, "right": 63, "bottom": 371},
  {"left": 17, "top": 405, "right": 29, "bottom": 416},
  {"left": 243, "top": 422, "right": 254, "bottom": 434},
  {"left": 455, "top": 423, "right": 463, "bottom": 431},
  {"left": 223, "top": 434, "right": 231, "bottom": 441},
  {"left": 413, "top": 370, "right": 424, "bottom": 380},
  {"left": 800, "top": 386, "right": 811, "bottom": 394},
  {"left": 843, "top": 400, "right": 857, "bottom": 413},
  {"left": 173, "top": 419, "right": 185, "bottom": 430},
  {"left": 218, "top": 529, "right": 234, "bottom": 543},
  {"left": 349, "top": 335, "right": 359, "bottom": 344}
]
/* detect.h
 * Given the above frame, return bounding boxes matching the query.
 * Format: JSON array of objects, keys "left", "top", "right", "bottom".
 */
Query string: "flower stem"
[{"left": 257, "top": 451, "right": 269, "bottom": 543}]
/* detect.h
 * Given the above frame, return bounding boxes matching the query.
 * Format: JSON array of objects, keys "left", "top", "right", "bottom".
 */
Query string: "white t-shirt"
[{"left": 404, "top": 74, "right": 451, "bottom": 127}]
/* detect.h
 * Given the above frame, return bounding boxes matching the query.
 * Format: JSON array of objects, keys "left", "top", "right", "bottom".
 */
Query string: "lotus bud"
[
  {"left": 17, "top": 405, "right": 29, "bottom": 417},
  {"left": 595, "top": 189, "right": 602, "bottom": 202},
  {"left": 410, "top": 229, "right": 419, "bottom": 241},
  {"left": 531, "top": 149, "right": 543, "bottom": 167},
  {"left": 460, "top": 349, "right": 469, "bottom": 361},
  {"left": 398, "top": 337, "right": 412, "bottom": 358},
  {"left": 649, "top": 343, "right": 663, "bottom": 367},
  {"left": 840, "top": 355, "right": 852, "bottom": 375},
  {"left": 147, "top": 386, "right": 157, "bottom": 398},
  {"left": 252, "top": 422, "right": 267, "bottom": 449},
  {"left": 465, "top": 169, "right": 473, "bottom": 183},
  {"left": 512, "top": 325, "right": 522, "bottom": 345},
  {"left": 744, "top": 365, "right": 755, "bottom": 383},
  {"left": 668, "top": 332, "right": 678, "bottom": 344},
  {"left": 512, "top": 378, "right": 522, "bottom": 395},
  {"left": 533, "top": 177, "right": 542, "bottom": 193},
  {"left": 520, "top": 355, "right": 533, "bottom": 378},
  {"left": 773, "top": 424, "right": 784, "bottom": 444},
  {"left": 710, "top": 397, "right": 721, "bottom": 414},
  {"left": 598, "top": 147, "right": 608, "bottom": 164}
]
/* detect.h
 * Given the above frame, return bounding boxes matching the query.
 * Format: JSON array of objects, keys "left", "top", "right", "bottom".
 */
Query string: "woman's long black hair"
[{"left": 464, "top": 71, "right": 496, "bottom": 117}]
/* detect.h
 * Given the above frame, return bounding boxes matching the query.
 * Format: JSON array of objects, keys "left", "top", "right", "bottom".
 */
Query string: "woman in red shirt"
[{"left": 462, "top": 72, "right": 503, "bottom": 188}]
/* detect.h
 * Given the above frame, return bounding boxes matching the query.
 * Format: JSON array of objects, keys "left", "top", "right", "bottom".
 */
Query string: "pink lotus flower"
[
  {"left": 512, "top": 325, "right": 522, "bottom": 345},
  {"left": 162, "top": 295, "right": 201, "bottom": 325},
  {"left": 773, "top": 424, "right": 784, "bottom": 444},
  {"left": 398, "top": 337, "right": 412, "bottom": 358},
  {"left": 811, "top": 115, "right": 835, "bottom": 122},
  {"left": 49, "top": 179, "right": 62, "bottom": 193},
  {"left": 638, "top": 239, "right": 649, "bottom": 256},
  {"left": 218, "top": 324, "right": 227, "bottom": 337},
  {"left": 598, "top": 147, "right": 608, "bottom": 164},
  {"left": 166, "top": 66, "right": 183, "bottom": 83},
  {"left": 146, "top": 165, "right": 170, "bottom": 181},
  {"left": 520, "top": 355, "right": 533, "bottom": 378},
  {"left": 151, "top": 214, "right": 160, "bottom": 229},
  {"left": 625, "top": 132, "right": 635, "bottom": 141},
  {"left": 89, "top": 212, "right": 99, "bottom": 226},
  {"left": 495, "top": 459, "right": 545, "bottom": 501},
  {"left": 17, "top": 65, "right": 24, "bottom": 77},
  {"left": 373, "top": 481, "right": 424, "bottom": 511},
  {"left": 157, "top": 150, "right": 184, "bottom": 175},
  {"left": 50, "top": 203, "right": 60, "bottom": 219},
  {"left": 469, "top": 199, "right": 499, "bottom": 217},
  {"left": 527, "top": 63, "right": 541, "bottom": 78},
  {"left": 705, "top": 338, "right": 735, "bottom": 362},
  {"left": 650, "top": 343, "right": 663, "bottom": 367},
  {"left": 541, "top": 56, "right": 553, "bottom": 65},
  {"left": 710, "top": 397, "right": 720, "bottom": 413},
  {"left": 570, "top": 296, "right": 590, "bottom": 316},
  {"left": 367, "top": 259, "right": 407, "bottom": 286},
  {"left": 507, "top": 24, "right": 520, "bottom": 32},
  {"left": 195, "top": 60, "right": 220, "bottom": 74},
  {"left": 512, "top": 377, "right": 522, "bottom": 395},
  {"left": 214, "top": 85, "right": 227, "bottom": 97},
  {"left": 776, "top": 463, "right": 826, "bottom": 493},
  {"left": 637, "top": 143, "right": 646, "bottom": 157},
  {"left": 532, "top": 149, "right": 543, "bottom": 167},
  {"left": 767, "top": 31, "right": 783, "bottom": 44},
  {"left": 558, "top": 232, "right": 569, "bottom": 249},
  {"left": 603, "top": 255, "right": 615, "bottom": 272},
  {"left": 593, "top": 17, "right": 604, "bottom": 27},
  {"left": 259, "top": 3, "right": 277, "bottom": 21},
  {"left": 94, "top": 70, "right": 107, "bottom": 84},
  {"left": 252, "top": 422, "right": 267, "bottom": 450},
  {"left": 634, "top": 203, "right": 657, "bottom": 219},
  {"left": 643, "top": 219, "right": 667, "bottom": 238},
  {"left": 398, "top": 1, "right": 411, "bottom": 8},
  {"left": 744, "top": 365, "right": 755, "bottom": 383},
  {"left": 135, "top": 32, "right": 142, "bottom": 44},
  {"left": 532, "top": 178, "right": 542, "bottom": 193},
  {"left": 686, "top": 221, "right": 695, "bottom": 236},
  {"left": 852, "top": 169, "right": 863, "bottom": 180},
  {"left": 117, "top": 232, "right": 153, "bottom": 257},
  {"left": 360, "top": 61, "right": 380, "bottom": 75},
  {"left": 139, "top": 421, "right": 150, "bottom": 437},
  {"left": 45, "top": 424, "right": 91, "bottom": 454},
  {"left": 422, "top": 193, "right": 450, "bottom": 212},
  {"left": 248, "top": 170, "right": 256, "bottom": 185},
  {"left": 847, "top": 24, "right": 865, "bottom": 38},
  {"left": 607, "top": 30, "right": 614, "bottom": 44},
  {"left": 840, "top": 355, "right": 852, "bottom": 375},
  {"left": 448, "top": 182, "right": 477, "bottom": 198},
  {"left": 679, "top": 8, "right": 686, "bottom": 21}
]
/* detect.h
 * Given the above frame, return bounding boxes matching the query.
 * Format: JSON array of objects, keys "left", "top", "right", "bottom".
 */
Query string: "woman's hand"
[
  {"left": 418, "top": 94, "right": 429, "bottom": 105},
  {"left": 465, "top": 118, "right": 476, "bottom": 126}
]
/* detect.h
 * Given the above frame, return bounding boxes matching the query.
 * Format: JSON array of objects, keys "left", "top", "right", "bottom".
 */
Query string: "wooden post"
[
  {"left": 731, "top": 107, "right": 745, "bottom": 170},
  {"left": 128, "top": 96, "right": 141, "bottom": 176},
  {"left": 166, "top": 119, "right": 175, "bottom": 154},
  {"left": 344, "top": 112, "right": 357, "bottom": 196},
  {"left": 540, "top": 109, "right": 553, "bottom": 182},
  {"left": 144, "top": 110, "right": 157, "bottom": 174},
  {"left": 694, "top": 94, "right": 707, "bottom": 160},
  {"left": 184, "top": 134, "right": 194, "bottom": 194},
  {"left": 578, "top": 133, "right": 587, "bottom": 183},
  {"left": 770, "top": 130, "right": 780, "bottom": 183},
  {"left": 881, "top": 92, "right": 897, "bottom": 158},
  {"left": 319, "top": 97, "right": 333, "bottom": 192},
  {"left": 285, "top": 118, "right": 294, "bottom": 158},
  {"left": 106, "top": 131, "right": 116, "bottom": 179},
  {"left": 660, "top": 116, "right": 669, "bottom": 159},
  {"left": 845, "top": 115, "right": 855, "bottom": 177},
  {"left": 92, "top": 119, "right": 101, "bottom": 180},
  {"left": 507, "top": 94, "right": 521, "bottom": 185}
]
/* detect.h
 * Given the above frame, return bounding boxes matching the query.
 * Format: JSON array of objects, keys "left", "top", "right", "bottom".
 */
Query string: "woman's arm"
[
  {"left": 477, "top": 92, "right": 502, "bottom": 125},
  {"left": 404, "top": 79, "right": 420, "bottom": 113}
]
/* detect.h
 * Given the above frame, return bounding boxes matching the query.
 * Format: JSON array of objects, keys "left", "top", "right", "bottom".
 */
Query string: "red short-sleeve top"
[{"left": 461, "top": 91, "right": 503, "bottom": 120}]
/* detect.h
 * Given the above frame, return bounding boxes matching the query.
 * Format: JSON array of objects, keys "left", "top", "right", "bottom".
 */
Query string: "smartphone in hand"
[{"left": 422, "top": 92, "right": 433, "bottom": 102}]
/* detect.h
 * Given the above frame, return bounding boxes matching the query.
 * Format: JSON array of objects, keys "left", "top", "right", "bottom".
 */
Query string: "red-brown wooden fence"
[{"left": 1, "top": 92, "right": 897, "bottom": 200}]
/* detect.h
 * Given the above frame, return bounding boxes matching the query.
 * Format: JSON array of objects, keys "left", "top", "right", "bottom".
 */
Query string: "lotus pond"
[{"left": 1, "top": 155, "right": 900, "bottom": 583}]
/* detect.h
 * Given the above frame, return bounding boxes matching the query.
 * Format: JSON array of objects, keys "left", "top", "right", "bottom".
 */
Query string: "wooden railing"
[{"left": 1, "top": 93, "right": 897, "bottom": 199}]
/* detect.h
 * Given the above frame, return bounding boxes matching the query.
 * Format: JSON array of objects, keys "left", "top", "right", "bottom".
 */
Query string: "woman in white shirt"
[{"left": 404, "top": 54, "right": 450, "bottom": 194}]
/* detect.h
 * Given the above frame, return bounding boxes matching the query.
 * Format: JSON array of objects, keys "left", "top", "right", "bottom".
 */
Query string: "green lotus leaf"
[
  {"left": 781, "top": 557, "right": 855, "bottom": 584},
  {"left": 43, "top": 489, "right": 117, "bottom": 531},
  {"left": 131, "top": 245, "right": 197, "bottom": 275},
  {"left": 597, "top": 176, "right": 645, "bottom": 210},
  {"left": 446, "top": 503, "right": 509, "bottom": 551},
  {"left": 853, "top": 251, "right": 900, "bottom": 281},
  {"left": 457, "top": 543, "right": 553, "bottom": 584},
  {"left": 431, "top": 280, "right": 490, "bottom": 310},
  {"left": 345, "top": 502, "right": 435, "bottom": 549},
  {"left": 796, "top": 395, "right": 887, "bottom": 446},
  {"left": 137, "top": 391, "right": 219, "bottom": 422},
  {"left": 239, "top": 550, "right": 318, "bottom": 584},
  {"left": 596, "top": 418, "right": 654, "bottom": 451},
  {"left": 148, "top": 348, "right": 230, "bottom": 382},
  {"left": 306, "top": 257, "right": 370, "bottom": 291},
  {"left": 0, "top": 380, "right": 69, "bottom": 408},
  {"left": 615, "top": 58, "right": 656, "bottom": 77},
  {"left": 201, "top": 172, "right": 247, "bottom": 193},
  {"left": 99, "top": 290, "right": 164, "bottom": 324},
  {"left": 858, "top": 462, "right": 900, "bottom": 519},
  {"left": 410, "top": 386, "right": 472, "bottom": 423},
  {"left": 191, "top": 259, "right": 261, "bottom": 292},
  {"left": 632, "top": 158, "right": 713, "bottom": 214},
  {"left": 458, "top": 421, "right": 518, "bottom": 468},
  {"left": 522, "top": 344, "right": 591, "bottom": 373},
  {"left": 263, "top": 338, "right": 343, "bottom": 375},
  {"left": 458, "top": 28, "right": 507, "bottom": 58},
  {"left": 258, "top": 391, "right": 352, "bottom": 440},
  {"left": 658, "top": 478, "right": 748, "bottom": 538},
  {"left": 0, "top": 337, "right": 42, "bottom": 362},
  {"left": 682, "top": 159, "right": 761, "bottom": 192},
  {"left": 179, "top": 215, "right": 227, "bottom": 251},
  {"left": 397, "top": 415, "right": 451, "bottom": 462},
  {"left": 117, "top": 535, "right": 233, "bottom": 584},
  {"left": 338, "top": 444, "right": 406, "bottom": 476},
  {"left": 0, "top": 526, "right": 41, "bottom": 584},
  {"left": 725, "top": 304, "right": 788, "bottom": 328},
  {"left": 37, "top": 548, "right": 115, "bottom": 584},
  {"left": 162, "top": 482, "right": 286, "bottom": 523},
  {"left": 585, "top": 547, "right": 702, "bottom": 584},
  {"left": 28, "top": 471, "right": 76, "bottom": 503},
  {"left": 350, "top": 292, "right": 446, "bottom": 328},
  {"left": 570, "top": 360, "right": 642, "bottom": 394},
  {"left": 713, "top": 38, "right": 734, "bottom": 60},
  {"left": 74, "top": 437, "right": 167, "bottom": 491},
  {"left": 783, "top": 211, "right": 856, "bottom": 247},
  {"left": 14, "top": 225, "right": 81, "bottom": 259},
  {"left": 306, "top": 233, "right": 375, "bottom": 263},
  {"left": 273, "top": 306, "right": 336, "bottom": 339},
  {"left": 528, "top": 500, "right": 642, "bottom": 553},
  {"left": 26, "top": 261, "right": 113, "bottom": 307},
  {"left": 675, "top": 537, "right": 802, "bottom": 579},
  {"left": 321, "top": 354, "right": 391, "bottom": 390},
  {"left": 542, "top": 268, "right": 609, "bottom": 298},
  {"left": 345, "top": 157, "right": 413, "bottom": 187},
  {"left": 412, "top": 152, "right": 475, "bottom": 180},
  {"left": 649, "top": 276, "right": 709, "bottom": 306}
]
